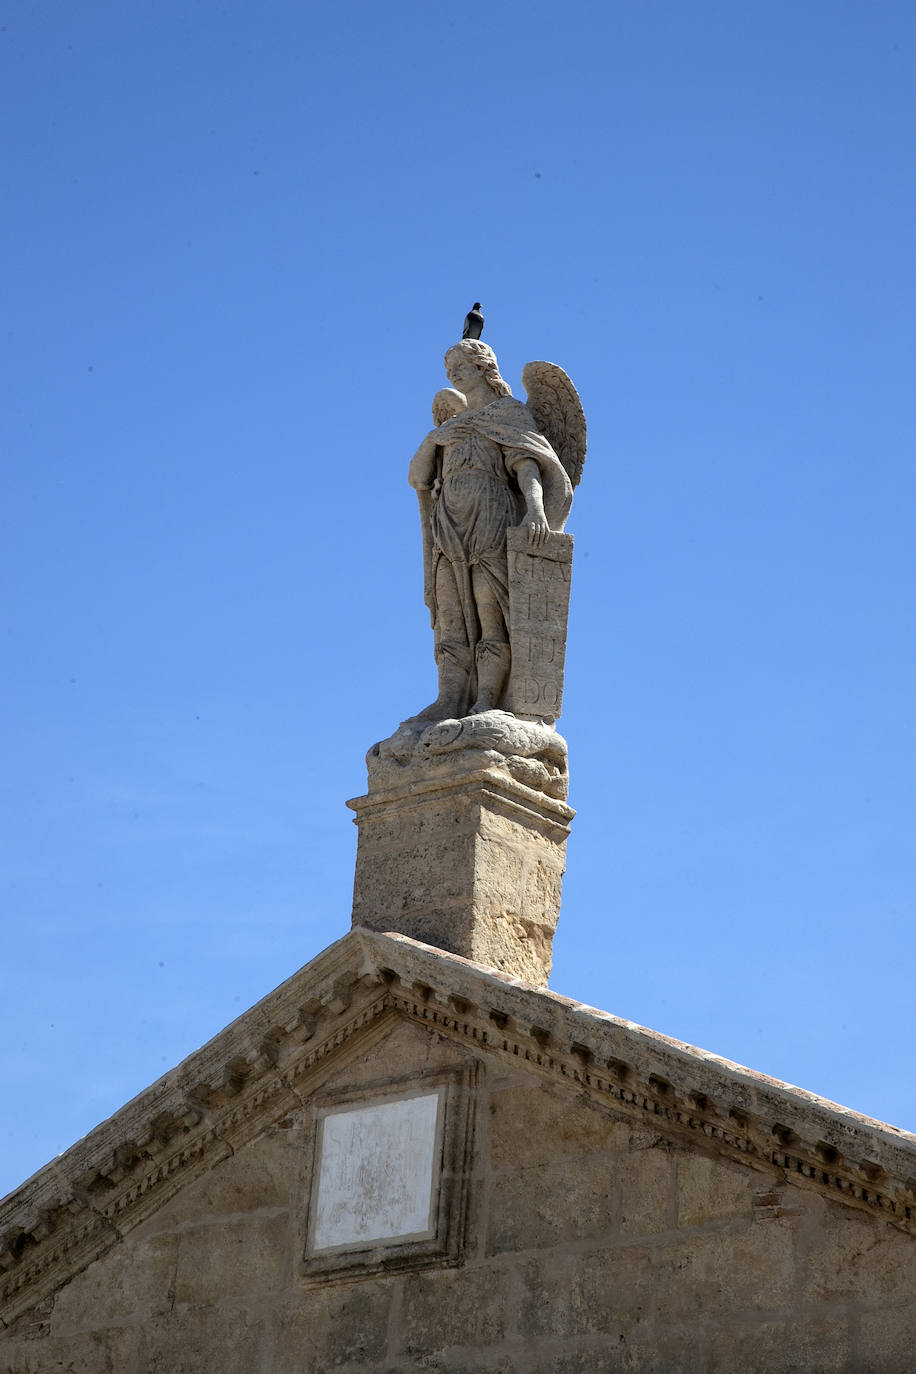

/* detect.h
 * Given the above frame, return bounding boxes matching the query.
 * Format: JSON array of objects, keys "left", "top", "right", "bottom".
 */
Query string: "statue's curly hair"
[{"left": 444, "top": 340, "right": 512, "bottom": 398}]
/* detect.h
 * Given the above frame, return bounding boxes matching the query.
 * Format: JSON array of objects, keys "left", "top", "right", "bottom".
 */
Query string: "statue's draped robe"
[{"left": 428, "top": 397, "right": 572, "bottom": 659}]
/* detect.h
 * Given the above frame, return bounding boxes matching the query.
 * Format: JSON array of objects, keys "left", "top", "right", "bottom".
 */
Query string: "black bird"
[{"left": 462, "top": 303, "right": 484, "bottom": 340}]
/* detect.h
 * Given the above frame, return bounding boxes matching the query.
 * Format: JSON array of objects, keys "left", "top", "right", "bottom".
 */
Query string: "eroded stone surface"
[
  {"left": 354, "top": 709, "right": 573, "bottom": 983},
  {"left": 348, "top": 767, "right": 573, "bottom": 985},
  {"left": 505, "top": 527, "right": 574, "bottom": 720},
  {"left": 368, "top": 708, "right": 569, "bottom": 801}
]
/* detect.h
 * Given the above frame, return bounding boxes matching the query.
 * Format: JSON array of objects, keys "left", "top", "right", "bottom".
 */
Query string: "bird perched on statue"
[{"left": 462, "top": 303, "right": 484, "bottom": 340}]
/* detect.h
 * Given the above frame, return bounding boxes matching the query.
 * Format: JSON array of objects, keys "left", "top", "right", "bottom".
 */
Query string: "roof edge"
[{"left": 2, "top": 928, "right": 915, "bottom": 1325}]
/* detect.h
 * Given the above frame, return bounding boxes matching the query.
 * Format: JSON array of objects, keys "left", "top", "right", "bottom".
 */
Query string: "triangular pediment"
[{"left": 3, "top": 928, "right": 916, "bottom": 1325}]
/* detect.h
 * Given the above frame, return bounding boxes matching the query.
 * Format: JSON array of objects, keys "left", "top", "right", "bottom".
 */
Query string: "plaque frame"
[{"left": 300, "top": 1062, "right": 478, "bottom": 1283}]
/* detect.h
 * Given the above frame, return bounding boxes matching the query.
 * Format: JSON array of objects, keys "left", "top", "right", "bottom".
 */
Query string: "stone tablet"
[
  {"left": 309, "top": 1090, "right": 442, "bottom": 1253},
  {"left": 506, "top": 526, "right": 574, "bottom": 721}
]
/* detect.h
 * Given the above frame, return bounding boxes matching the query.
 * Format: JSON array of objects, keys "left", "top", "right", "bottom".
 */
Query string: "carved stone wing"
[{"left": 521, "top": 360, "right": 587, "bottom": 489}]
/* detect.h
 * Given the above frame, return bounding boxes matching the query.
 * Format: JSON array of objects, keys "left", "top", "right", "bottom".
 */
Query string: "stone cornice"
[
  {"left": 347, "top": 762, "right": 575, "bottom": 840},
  {"left": 384, "top": 976, "right": 916, "bottom": 1232},
  {"left": 3, "top": 929, "right": 916, "bottom": 1326}
]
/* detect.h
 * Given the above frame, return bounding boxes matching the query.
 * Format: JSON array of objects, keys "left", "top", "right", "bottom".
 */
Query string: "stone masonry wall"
[{"left": 2, "top": 1016, "right": 916, "bottom": 1373}]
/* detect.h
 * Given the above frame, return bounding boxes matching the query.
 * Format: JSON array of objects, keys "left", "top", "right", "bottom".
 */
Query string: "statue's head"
[{"left": 444, "top": 340, "right": 512, "bottom": 399}]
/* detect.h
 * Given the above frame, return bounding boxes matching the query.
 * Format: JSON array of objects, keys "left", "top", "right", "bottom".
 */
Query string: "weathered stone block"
[
  {"left": 652, "top": 1224, "right": 796, "bottom": 1318},
  {"left": 142, "top": 1128, "right": 294, "bottom": 1231},
  {"left": 858, "top": 1299, "right": 916, "bottom": 1373},
  {"left": 49, "top": 1231, "right": 177, "bottom": 1332},
  {"left": 801, "top": 1201, "right": 916, "bottom": 1306},
  {"left": 615, "top": 1138, "right": 675, "bottom": 1235},
  {"left": 676, "top": 1151, "right": 754, "bottom": 1228},
  {"left": 506, "top": 1350, "right": 630, "bottom": 1374},
  {"left": 487, "top": 1155, "right": 615, "bottom": 1252},
  {"left": 269, "top": 1282, "right": 391, "bottom": 1370},
  {"left": 706, "top": 1315, "right": 850, "bottom": 1373},
  {"left": 173, "top": 1211, "right": 290, "bottom": 1304},
  {"left": 0, "top": 1326, "right": 136, "bottom": 1374},
  {"left": 507, "top": 1328, "right": 709, "bottom": 1374},
  {"left": 519, "top": 1246, "right": 657, "bottom": 1339},
  {"left": 349, "top": 770, "right": 573, "bottom": 984},
  {"left": 136, "top": 1308, "right": 267, "bottom": 1374},
  {"left": 488, "top": 1082, "right": 621, "bottom": 1170},
  {"left": 383, "top": 1353, "right": 512, "bottom": 1374},
  {"left": 400, "top": 1262, "right": 512, "bottom": 1357},
  {"left": 333, "top": 1016, "right": 469, "bottom": 1089}
]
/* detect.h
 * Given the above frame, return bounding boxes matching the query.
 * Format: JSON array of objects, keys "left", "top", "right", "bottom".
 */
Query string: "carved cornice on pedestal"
[{"left": 348, "top": 764, "right": 575, "bottom": 839}]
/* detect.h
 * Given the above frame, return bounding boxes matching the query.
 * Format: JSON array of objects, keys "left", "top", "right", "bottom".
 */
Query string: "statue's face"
[{"left": 446, "top": 351, "right": 482, "bottom": 392}]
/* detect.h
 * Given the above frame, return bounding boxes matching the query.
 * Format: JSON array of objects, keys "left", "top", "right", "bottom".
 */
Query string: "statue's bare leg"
[
  {"left": 470, "top": 570, "right": 510, "bottom": 714},
  {"left": 410, "top": 561, "right": 472, "bottom": 722}
]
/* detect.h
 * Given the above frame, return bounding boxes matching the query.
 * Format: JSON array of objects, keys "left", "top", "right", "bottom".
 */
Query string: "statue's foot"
[
  {"left": 404, "top": 696, "right": 461, "bottom": 726},
  {"left": 469, "top": 694, "right": 499, "bottom": 715}
]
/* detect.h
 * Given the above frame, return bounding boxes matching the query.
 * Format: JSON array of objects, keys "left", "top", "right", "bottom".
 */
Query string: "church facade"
[{"left": 2, "top": 928, "right": 916, "bottom": 1372}]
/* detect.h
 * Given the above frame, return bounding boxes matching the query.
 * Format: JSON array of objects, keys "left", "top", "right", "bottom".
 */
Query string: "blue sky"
[{"left": 2, "top": 0, "right": 914, "bottom": 1196}]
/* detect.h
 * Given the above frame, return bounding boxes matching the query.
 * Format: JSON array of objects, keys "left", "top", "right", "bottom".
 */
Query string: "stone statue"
[
  {"left": 408, "top": 339, "right": 586, "bottom": 723},
  {"left": 352, "top": 326, "right": 585, "bottom": 980}
]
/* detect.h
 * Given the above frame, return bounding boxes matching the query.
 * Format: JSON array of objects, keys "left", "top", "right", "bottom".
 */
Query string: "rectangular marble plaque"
[
  {"left": 310, "top": 1090, "right": 442, "bottom": 1253},
  {"left": 506, "top": 527, "right": 574, "bottom": 720}
]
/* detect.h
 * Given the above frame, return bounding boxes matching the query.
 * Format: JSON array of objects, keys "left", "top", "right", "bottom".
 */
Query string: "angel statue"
[{"left": 408, "top": 337, "right": 586, "bottom": 722}]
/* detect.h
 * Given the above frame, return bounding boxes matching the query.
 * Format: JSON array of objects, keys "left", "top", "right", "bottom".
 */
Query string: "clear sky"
[{"left": 2, "top": 0, "right": 914, "bottom": 1197}]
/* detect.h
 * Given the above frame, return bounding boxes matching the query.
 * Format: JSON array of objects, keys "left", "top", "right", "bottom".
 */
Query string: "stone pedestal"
[{"left": 347, "top": 758, "right": 574, "bottom": 986}]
